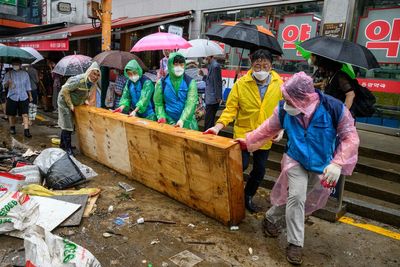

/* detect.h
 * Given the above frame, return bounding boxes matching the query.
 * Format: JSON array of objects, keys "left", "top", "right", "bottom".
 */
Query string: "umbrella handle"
[{"left": 234, "top": 48, "right": 245, "bottom": 83}]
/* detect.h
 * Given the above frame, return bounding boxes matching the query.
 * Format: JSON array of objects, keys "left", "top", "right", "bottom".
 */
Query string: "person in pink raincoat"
[{"left": 236, "top": 72, "right": 359, "bottom": 265}]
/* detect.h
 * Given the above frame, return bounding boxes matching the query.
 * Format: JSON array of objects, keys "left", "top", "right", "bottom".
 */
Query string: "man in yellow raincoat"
[{"left": 204, "top": 49, "right": 283, "bottom": 212}]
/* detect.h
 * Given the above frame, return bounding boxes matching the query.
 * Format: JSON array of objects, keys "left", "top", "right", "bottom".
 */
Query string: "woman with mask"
[
  {"left": 113, "top": 59, "right": 156, "bottom": 120},
  {"left": 57, "top": 62, "right": 101, "bottom": 155},
  {"left": 2, "top": 58, "right": 33, "bottom": 138},
  {"left": 204, "top": 49, "right": 283, "bottom": 213},
  {"left": 236, "top": 72, "right": 359, "bottom": 265},
  {"left": 154, "top": 52, "right": 198, "bottom": 130}
]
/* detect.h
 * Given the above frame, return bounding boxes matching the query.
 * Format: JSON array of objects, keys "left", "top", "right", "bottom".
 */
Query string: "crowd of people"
[{"left": 0, "top": 47, "right": 361, "bottom": 265}]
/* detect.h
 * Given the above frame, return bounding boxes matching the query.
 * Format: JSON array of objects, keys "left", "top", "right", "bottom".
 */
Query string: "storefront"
[{"left": 202, "top": 0, "right": 399, "bottom": 134}]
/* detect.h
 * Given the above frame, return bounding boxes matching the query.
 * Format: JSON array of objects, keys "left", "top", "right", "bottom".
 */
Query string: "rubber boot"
[
  {"left": 9, "top": 126, "right": 16, "bottom": 135},
  {"left": 64, "top": 131, "right": 74, "bottom": 156},
  {"left": 24, "top": 129, "right": 32, "bottom": 138},
  {"left": 59, "top": 130, "right": 66, "bottom": 150},
  {"left": 245, "top": 194, "right": 260, "bottom": 213}
]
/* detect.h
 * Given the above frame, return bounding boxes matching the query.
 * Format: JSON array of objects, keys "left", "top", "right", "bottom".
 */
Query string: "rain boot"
[
  {"left": 245, "top": 194, "right": 261, "bottom": 213},
  {"left": 64, "top": 131, "right": 74, "bottom": 156},
  {"left": 24, "top": 129, "right": 32, "bottom": 138},
  {"left": 59, "top": 130, "right": 66, "bottom": 150}
]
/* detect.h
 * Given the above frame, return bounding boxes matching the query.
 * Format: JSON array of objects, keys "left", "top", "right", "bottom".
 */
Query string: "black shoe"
[
  {"left": 245, "top": 195, "right": 261, "bottom": 213},
  {"left": 10, "top": 126, "right": 16, "bottom": 135},
  {"left": 65, "top": 147, "right": 74, "bottom": 156},
  {"left": 286, "top": 244, "right": 303, "bottom": 265},
  {"left": 24, "top": 129, "right": 32, "bottom": 138}
]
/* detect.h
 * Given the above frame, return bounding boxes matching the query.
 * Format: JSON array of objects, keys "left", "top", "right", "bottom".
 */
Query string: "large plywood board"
[{"left": 75, "top": 106, "right": 245, "bottom": 225}]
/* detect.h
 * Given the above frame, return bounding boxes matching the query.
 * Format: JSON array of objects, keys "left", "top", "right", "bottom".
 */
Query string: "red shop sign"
[{"left": 19, "top": 39, "right": 69, "bottom": 51}]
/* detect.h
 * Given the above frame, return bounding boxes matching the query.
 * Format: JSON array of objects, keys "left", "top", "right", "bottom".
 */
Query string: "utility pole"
[{"left": 101, "top": 0, "right": 112, "bottom": 51}]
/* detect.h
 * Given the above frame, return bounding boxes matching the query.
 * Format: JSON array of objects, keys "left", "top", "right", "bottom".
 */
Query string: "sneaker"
[
  {"left": 262, "top": 218, "right": 280, "bottom": 237},
  {"left": 24, "top": 129, "right": 32, "bottom": 138},
  {"left": 286, "top": 244, "right": 303, "bottom": 265},
  {"left": 9, "top": 126, "right": 16, "bottom": 135}
]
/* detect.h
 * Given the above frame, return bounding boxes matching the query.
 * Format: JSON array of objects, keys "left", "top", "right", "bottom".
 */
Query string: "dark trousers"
[
  {"left": 242, "top": 149, "right": 270, "bottom": 197},
  {"left": 204, "top": 103, "right": 219, "bottom": 130},
  {"left": 60, "top": 130, "right": 72, "bottom": 150}
]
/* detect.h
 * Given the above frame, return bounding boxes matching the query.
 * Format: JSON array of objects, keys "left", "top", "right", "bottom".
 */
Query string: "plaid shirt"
[
  {"left": 2, "top": 70, "right": 31, "bottom": 101},
  {"left": 114, "top": 74, "right": 126, "bottom": 108}
]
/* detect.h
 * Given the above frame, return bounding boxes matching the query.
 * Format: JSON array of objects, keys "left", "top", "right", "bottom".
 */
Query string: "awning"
[{"left": 1, "top": 11, "right": 192, "bottom": 51}]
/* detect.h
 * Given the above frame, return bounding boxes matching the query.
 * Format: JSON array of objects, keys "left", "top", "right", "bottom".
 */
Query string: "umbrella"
[
  {"left": 53, "top": 55, "right": 92, "bottom": 76},
  {"left": 93, "top": 50, "right": 147, "bottom": 71},
  {"left": 295, "top": 41, "right": 356, "bottom": 79},
  {"left": 206, "top": 21, "right": 283, "bottom": 55},
  {"left": 178, "top": 39, "right": 224, "bottom": 58},
  {"left": 20, "top": 47, "right": 44, "bottom": 65},
  {"left": 0, "top": 45, "right": 36, "bottom": 64},
  {"left": 130, "top": 32, "right": 191, "bottom": 52},
  {"left": 299, "top": 36, "right": 379, "bottom": 69}
]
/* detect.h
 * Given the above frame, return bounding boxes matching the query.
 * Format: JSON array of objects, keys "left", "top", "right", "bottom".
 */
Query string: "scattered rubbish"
[
  {"left": 51, "top": 138, "right": 61, "bottom": 145},
  {"left": 248, "top": 247, "right": 253, "bottom": 255},
  {"left": 11, "top": 137, "right": 30, "bottom": 151},
  {"left": 183, "top": 239, "right": 216, "bottom": 245},
  {"left": 0, "top": 172, "right": 26, "bottom": 191},
  {"left": 49, "top": 195, "right": 89, "bottom": 227},
  {"left": 10, "top": 165, "right": 41, "bottom": 185},
  {"left": 108, "top": 205, "right": 114, "bottom": 213},
  {"left": 230, "top": 225, "right": 239, "bottom": 231},
  {"left": 105, "top": 230, "right": 122, "bottom": 236},
  {"left": 147, "top": 263, "right": 153, "bottom": 267},
  {"left": 252, "top": 255, "right": 259, "bottom": 261},
  {"left": 118, "top": 181, "right": 135, "bottom": 192},
  {"left": 22, "top": 149, "right": 40, "bottom": 158},
  {"left": 103, "top": 232, "right": 112, "bottom": 238},
  {"left": 161, "top": 262, "right": 169, "bottom": 267},
  {"left": 150, "top": 239, "right": 160, "bottom": 245},
  {"left": 169, "top": 250, "right": 203, "bottom": 267},
  {"left": 142, "top": 260, "right": 147, "bottom": 264},
  {"left": 137, "top": 217, "right": 145, "bottom": 224},
  {"left": 83, "top": 195, "right": 99, "bottom": 217},
  {"left": 114, "top": 215, "right": 129, "bottom": 226},
  {"left": 145, "top": 219, "right": 176, "bottom": 224},
  {"left": 188, "top": 223, "right": 195, "bottom": 228},
  {"left": 21, "top": 184, "right": 101, "bottom": 197}
]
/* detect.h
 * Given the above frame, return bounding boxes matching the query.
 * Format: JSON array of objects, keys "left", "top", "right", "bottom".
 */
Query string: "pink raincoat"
[{"left": 246, "top": 72, "right": 360, "bottom": 214}]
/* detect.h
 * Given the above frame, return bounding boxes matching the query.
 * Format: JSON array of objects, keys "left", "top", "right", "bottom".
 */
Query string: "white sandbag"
[
  {"left": 33, "top": 148, "right": 66, "bottom": 174},
  {"left": 10, "top": 165, "right": 41, "bottom": 185}
]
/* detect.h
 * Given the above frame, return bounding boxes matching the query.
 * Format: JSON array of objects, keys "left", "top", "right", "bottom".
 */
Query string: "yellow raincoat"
[{"left": 217, "top": 69, "right": 283, "bottom": 150}]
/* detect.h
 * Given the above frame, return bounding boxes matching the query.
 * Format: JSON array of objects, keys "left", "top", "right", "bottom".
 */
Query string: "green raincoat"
[
  {"left": 153, "top": 52, "right": 198, "bottom": 130},
  {"left": 118, "top": 60, "right": 156, "bottom": 121},
  {"left": 57, "top": 62, "right": 101, "bottom": 131}
]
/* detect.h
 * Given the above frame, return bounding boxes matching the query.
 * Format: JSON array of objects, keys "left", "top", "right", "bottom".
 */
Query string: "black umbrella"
[
  {"left": 93, "top": 50, "right": 147, "bottom": 71},
  {"left": 299, "top": 36, "right": 379, "bottom": 69},
  {"left": 206, "top": 21, "right": 283, "bottom": 55}
]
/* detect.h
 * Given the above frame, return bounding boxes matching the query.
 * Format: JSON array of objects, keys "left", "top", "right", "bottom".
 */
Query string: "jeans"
[{"left": 242, "top": 149, "right": 270, "bottom": 196}]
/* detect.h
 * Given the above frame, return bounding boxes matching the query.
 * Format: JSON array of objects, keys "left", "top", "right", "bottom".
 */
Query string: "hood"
[
  {"left": 124, "top": 59, "right": 143, "bottom": 79},
  {"left": 84, "top": 61, "right": 101, "bottom": 84},
  {"left": 167, "top": 52, "right": 186, "bottom": 81}
]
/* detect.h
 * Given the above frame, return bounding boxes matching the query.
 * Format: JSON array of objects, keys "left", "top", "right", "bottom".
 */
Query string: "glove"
[
  {"left": 157, "top": 118, "right": 167, "bottom": 124},
  {"left": 203, "top": 126, "right": 220, "bottom": 135},
  {"left": 235, "top": 138, "right": 247, "bottom": 151},
  {"left": 174, "top": 120, "right": 184, "bottom": 128},
  {"left": 322, "top": 163, "right": 341, "bottom": 187},
  {"left": 112, "top": 106, "right": 124, "bottom": 113},
  {"left": 272, "top": 130, "right": 284, "bottom": 143}
]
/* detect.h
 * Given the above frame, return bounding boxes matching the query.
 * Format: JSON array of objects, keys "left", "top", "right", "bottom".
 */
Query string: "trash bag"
[
  {"left": 10, "top": 165, "right": 41, "bottom": 185},
  {"left": 45, "top": 153, "right": 85, "bottom": 190}
]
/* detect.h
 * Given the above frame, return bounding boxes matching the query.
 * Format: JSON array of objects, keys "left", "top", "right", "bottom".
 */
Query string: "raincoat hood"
[
  {"left": 167, "top": 52, "right": 186, "bottom": 81},
  {"left": 84, "top": 61, "right": 101, "bottom": 84},
  {"left": 281, "top": 71, "right": 319, "bottom": 116},
  {"left": 124, "top": 59, "right": 143, "bottom": 79}
]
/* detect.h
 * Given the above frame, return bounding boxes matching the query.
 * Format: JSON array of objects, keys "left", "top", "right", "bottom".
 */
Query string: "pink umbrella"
[{"left": 130, "top": 32, "right": 192, "bottom": 52}]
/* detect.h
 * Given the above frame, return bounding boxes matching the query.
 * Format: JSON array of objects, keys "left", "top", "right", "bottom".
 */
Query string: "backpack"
[{"left": 350, "top": 81, "right": 376, "bottom": 117}]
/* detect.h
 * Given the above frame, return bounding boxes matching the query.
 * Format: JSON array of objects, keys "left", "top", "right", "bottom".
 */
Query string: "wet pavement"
[{"left": 0, "top": 114, "right": 399, "bottom": 267}]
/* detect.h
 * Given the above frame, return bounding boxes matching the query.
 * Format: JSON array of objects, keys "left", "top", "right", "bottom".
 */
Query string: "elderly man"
[
  {"left": 2, "top": 58, "right": 33, "bottom": 138},
  {"left": 237, "top": 72, "right": 359, "bottom": 265},
  {"left": 57, "top": 62, "right": 101, "bottom": 155}
]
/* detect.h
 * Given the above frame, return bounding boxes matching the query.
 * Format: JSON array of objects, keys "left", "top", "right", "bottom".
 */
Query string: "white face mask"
[
  {"left": 283, "top": 102, "right": 301, "bottom": 116},
  {"left": 307, "top": 58, "right": 314, "bottom": 67},
  {"left": 253, "top": 70, "right": 270, "bottom": 81},
  {"left": 129, "top": 75, "right": 139, "bottom": 83},
  {"left": 12, "top": 65, "right": 20, "bottom": 71},
  {"left": 174, "top": 66, "right": 184, "bottom": 77}
]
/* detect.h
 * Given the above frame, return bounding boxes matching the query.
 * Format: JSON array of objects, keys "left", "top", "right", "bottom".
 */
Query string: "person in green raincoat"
[
  {"left": 58, "top": 62, "right": 101, "bottom": 155},
  {"left": 153, "top": 52, "right": 198, "bottom": 130},
  {"left": 112, "top": 59, "right": 156, "bottom": 120}
]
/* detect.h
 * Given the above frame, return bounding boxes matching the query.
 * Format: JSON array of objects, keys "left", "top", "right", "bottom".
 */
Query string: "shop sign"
[
  {"left": 19, "top": 39, "right": 69, "bottom": 51},
  {"left": 168, "top": 25, "right": 183, "bottom": 37},
  {"left": 322, "top": 23, "right": 345, "bottom": 38},
  {"left": 0, "top": 0, "right": 16, "bottom": 6},
  {"left": 356, "top": 7, "right": 400, "bottom": 64},
  {"left": 42, "top": 0, "right": 47, "bottom": 24},
  {"left": 277, "top": 14, "right": 320, "bottom": 60},
  {"left": 57, "top": 2, "right": 72, "bottom": 13},
  {"left": 31, "top": 0, "right": 40, "bottom": 17}
]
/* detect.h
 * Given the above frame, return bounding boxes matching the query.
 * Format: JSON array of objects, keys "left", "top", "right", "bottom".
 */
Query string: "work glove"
[
  {"left": 322, "top": 163, "right": 341, "bottom": 187},
  {"left": 112, "top": 106, "right": 124, "bottom": 113},
  {"left": 235, "top": 138, "right": 248, "bottom": 151},
  {"left": 157, "top": 118, "right": 167, "bottom": 124},
  {"left": 174, "top": 120, "right": 184, "bottom": 128},
  {"left": 272, "top": 130, "right": 284, "bottom": 143},
  {"left": 203, "top": 126, "right": 220, "bottom": 135}
]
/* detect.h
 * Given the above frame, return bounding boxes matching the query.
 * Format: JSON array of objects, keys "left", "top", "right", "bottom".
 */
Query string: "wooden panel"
[{"left": 74, "top": 106, "right": 244, "bottom": 225}]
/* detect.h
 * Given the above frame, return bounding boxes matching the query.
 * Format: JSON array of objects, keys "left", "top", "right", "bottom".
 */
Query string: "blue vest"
[
  {"left": 162, "top": 75, "right": 190, "bottom": 122},
  {"left": 128, "top": 76, "right": 154, "bottom": 118},
  {"left": 279, "top": 90, "right": 344, "bottom": 174}
]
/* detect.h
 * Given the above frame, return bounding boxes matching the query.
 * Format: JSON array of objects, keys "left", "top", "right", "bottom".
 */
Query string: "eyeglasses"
[{"left": 253, "top": 63, "right": 272, "bottom": 72}]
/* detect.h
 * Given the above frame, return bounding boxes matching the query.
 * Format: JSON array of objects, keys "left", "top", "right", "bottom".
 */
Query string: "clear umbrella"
[
  {"left": 52, "top": 55, "right": 92, "bottom": 76},
  {"left": 20, "top": 47, "right": 44, "bottom": 65}
]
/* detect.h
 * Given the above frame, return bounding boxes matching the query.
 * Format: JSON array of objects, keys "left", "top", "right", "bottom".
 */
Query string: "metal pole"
[{"left": 101, "top": 0, "right": 112, "bottom": 51}]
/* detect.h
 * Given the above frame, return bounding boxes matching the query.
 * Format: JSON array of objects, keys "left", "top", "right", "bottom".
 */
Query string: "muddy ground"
[{"left": 0, "top": 116, "right": 399, "bottom": 267}]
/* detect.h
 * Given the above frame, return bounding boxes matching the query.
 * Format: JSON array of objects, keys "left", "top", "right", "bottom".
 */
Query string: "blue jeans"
[{"left": 242, "top": 149, "right": 270, "bottom": 197}]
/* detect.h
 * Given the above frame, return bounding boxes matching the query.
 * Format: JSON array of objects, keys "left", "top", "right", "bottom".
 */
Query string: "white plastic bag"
[
  {"left": 10, "top": 165, "right": 42, "bottom": 185},
  {"left": 24, "top": 226, "right": 102, "bottom": 267},
  {"left": 0, "top": 190, "right": 39, "bottom": 234}
]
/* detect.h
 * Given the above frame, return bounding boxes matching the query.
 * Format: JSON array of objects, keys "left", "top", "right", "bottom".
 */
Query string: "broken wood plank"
[{"left": 75, "top": 106, "right": 245, "bottom": 225}]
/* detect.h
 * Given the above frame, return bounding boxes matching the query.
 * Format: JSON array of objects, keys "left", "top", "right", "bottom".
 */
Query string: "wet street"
[{"left": 0, "top": 115, "right": 399, "bottom": 267}]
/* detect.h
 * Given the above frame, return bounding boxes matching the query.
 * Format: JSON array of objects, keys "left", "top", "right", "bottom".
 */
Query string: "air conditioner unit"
[{"left": 87, "top": 0, "right": 100, "bottom": 19}]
